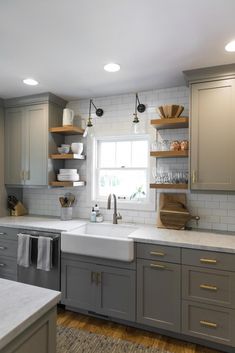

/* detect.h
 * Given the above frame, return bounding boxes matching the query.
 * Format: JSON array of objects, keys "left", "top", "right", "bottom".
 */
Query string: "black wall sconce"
[
  {"left": 86, "top": 99, "right": 104, "bottom": 127},
  {"left": 133, "top": 93, "right": 146, "bottom": 124}
]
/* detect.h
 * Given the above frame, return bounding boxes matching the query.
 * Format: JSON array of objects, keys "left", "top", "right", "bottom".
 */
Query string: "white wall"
[
  {"left": 0, "top": 104, "right": 7, "bottom": 216},
  {"left": 23, "top": 86, "right": 235, "bottom": 231}
]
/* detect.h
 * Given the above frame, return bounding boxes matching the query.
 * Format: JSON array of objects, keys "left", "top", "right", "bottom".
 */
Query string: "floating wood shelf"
[
  {"left": 50, "top": 181, "right": 86, "bottom": 187},
  {"left": 150, "top": 150, "right": 188, "bottom": 158},
  {"left": 150, "top": 183, "right": 188, "bottom": 190},
  {"left": 50, "top": 154, "right": 86, "bottom": 160},
  {"left": 150, "top": 117, "right": 189, "bottom": 130},
  {"left": 49, "top": 126, "right": 84, "bottom": 135}
]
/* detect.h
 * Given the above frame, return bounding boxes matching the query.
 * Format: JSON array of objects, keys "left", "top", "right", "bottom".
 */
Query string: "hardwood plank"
[
  {"left": 151, "top": 117, "right": 189, "bottom": 129},
  {"left": 49, "top": 125, "right": 84, "bottom": 135},
  {"left": 150, "top": 150, "right": 188, "bottom": 158},
  {"left": 50, "top": 153, "right": 85, "bottom": 160},
  {"left": 57, "top": 308, "right": 223, "bottom": 353},
  {"left": 150, "top": 183, "right": 188, "bottom": 189}
]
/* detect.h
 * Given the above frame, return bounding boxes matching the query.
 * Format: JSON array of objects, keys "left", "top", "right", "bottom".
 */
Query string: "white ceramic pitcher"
[{"left": 62, "top": 108, "right": 74, "bottom": 126}]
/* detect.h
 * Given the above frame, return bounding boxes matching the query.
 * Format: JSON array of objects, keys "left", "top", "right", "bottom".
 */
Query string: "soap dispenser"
[{"left": 90, "top": 207, "right": 96, "bottom": 222}]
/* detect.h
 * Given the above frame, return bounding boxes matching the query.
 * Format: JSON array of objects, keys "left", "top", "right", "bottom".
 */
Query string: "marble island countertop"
[{"left": 0, "top": 278, "right": 60, "bottom": 350}]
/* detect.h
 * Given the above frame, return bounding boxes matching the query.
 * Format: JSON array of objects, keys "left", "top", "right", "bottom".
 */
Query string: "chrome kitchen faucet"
[{"left": 107, "top": 194, "right": 122, "bottom": 224}]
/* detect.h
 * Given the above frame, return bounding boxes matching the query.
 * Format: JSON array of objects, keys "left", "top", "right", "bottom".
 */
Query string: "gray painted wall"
[{"left": 0, "top": 102, "right": 7, "bottom": 216}]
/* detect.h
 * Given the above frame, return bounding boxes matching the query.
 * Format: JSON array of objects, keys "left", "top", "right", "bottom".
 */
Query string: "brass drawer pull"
[
  {"left": 0, "top": 233, "right": 6, "bottom": 236},
  {"left": 200, "top": 284, "right": 218, "bottom": 291},
  {"left": 150, "top": 251, "right": 165, "bottom": 257},
  {"left": 0, "top": 246, "right": 6, "bottom": 250},
  {"left": 150, "top": 263, "right": 166, "bottom": 269},
  {"left": 200, "top": 258, "right": 217, "bottom": 264},
  {"left": 200, "top": 320, "right": 218, "bottom": 329},
  {"left": 0, "top": 263, "right": 6, "bottom": 267}
]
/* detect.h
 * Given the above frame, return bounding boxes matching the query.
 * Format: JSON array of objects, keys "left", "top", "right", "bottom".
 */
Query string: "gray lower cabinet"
[
  {"left": 0, "top": 227, "right": 17, "bottom": 280},
  {"left": 61, "top": 254, "right": 136, "bottom": 321},
  {"left": 137, "top": 258, "right": 181, "bottom": 332},
  {"left": 1, "top": 307, "right": 57, "bottom": 353},
  {"left": 182, "top": 248, "right": 235, "bottom": 348}
]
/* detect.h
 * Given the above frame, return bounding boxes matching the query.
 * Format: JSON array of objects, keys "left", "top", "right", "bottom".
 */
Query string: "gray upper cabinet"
[
  {"left": 184, "top": 64, "right": 235, "bottom": 191},
  {"left": 4, "top": 93, "right": 66, "bottom": 187},
  {"left": 5, "top": 107, "right": 24, "bottom": 185},
  {"left": 190, "top": 79, "right": 235, "bottom": 190}
]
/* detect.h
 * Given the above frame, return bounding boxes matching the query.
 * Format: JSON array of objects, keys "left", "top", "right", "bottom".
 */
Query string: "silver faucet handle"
[{"left": 117, "top": 213, "right": 122, "bottom": 220}]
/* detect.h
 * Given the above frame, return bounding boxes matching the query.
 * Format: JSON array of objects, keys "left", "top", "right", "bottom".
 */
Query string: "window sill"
[{"left": 91, "top": 199, "right": 156, "bottom": 212}]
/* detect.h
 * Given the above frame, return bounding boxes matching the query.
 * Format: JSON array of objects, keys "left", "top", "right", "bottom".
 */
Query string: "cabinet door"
[
  {"left": 191, "top": 79, "right": 235, "bottom": 190},
  {"left": 24, "top": 104, "right": 48, "bottom": 186},
  {"left": 97, "top": 265, "right": 136, "bottom": 321},
  {"left": 137, "top": 259, "right": 181, "bottom": 332},
  {"left": 61, "top": 258, "right": 99, "bottom": 311},
  {"left": 5, "top": 107, "right": 24, "bottom": 185}
]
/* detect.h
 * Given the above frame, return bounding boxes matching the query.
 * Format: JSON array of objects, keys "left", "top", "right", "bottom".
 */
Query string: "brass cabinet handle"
[
  {"left": 150, "top": 263, "right": 166, "bottom": 269},
  {"left": 0, "top": 246, "right": 6, "bottom": 250},
  {"left": 200, "top": 320, "right": 218, "bottom": 329},
  {"left": 150, "top": 251, "right": 165, "bottom": 257},
  {"left": 192, "top": 170, "right": 197, "bottom": 183},
  {"left": 200, "top": 284, "right": 218, "bottom": 291},
  {"left": 200, "top": 258, "right": 217, "bottom": 264},
  {"left": 0, "top": 263, "right": 6, "bottom": 267}
]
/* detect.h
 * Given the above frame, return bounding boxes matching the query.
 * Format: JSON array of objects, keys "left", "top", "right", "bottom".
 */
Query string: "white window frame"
[{"left": 91, "top": 134, "right": 156, "bottom": 211}]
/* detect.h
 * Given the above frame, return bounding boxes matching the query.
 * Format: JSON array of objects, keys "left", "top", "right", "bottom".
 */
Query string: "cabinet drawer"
[
  {"left": 0, "top": 256, "right": 17, "bottom": 277},
  {"left": 182, "top": 300, "right": 235, "bottom": 347},
  {"left": 182, "top": 265, "right": 235, "bottom": 309},
  {"left": 182, "top": 248, "right": 235, "bottom": 271},
  {"left": 137, "top": 243, "right": 180, "bottom": 263},
  {"left": 0, "top": 239, "right": 17, "bottom": 258},
  {"left": 0, "top": 227, "right": 18, "bottom": 241}
]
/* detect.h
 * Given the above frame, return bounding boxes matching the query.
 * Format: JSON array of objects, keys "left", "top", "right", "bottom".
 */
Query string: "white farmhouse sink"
[{"left": 61, "top": 223, "right": 137, "bottom": 262}]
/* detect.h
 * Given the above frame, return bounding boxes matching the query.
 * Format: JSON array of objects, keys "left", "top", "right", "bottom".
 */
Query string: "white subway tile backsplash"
[{"left": 22, "top": 86, "right": 235, "bottom": 233}]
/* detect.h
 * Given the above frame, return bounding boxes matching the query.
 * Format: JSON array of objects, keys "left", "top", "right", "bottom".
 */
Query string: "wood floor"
[{"left": 57, "top": 307, "right": 223, "bottom": 353}]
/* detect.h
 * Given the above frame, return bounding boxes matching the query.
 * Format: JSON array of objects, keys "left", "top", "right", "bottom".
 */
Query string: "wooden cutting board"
[{"left": 157, "top": 193, "right": 190, "bottom": 230}]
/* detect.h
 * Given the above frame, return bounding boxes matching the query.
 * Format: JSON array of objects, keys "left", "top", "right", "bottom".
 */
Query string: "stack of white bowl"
[{"left": 57, "top": 169, "right": 80, "bottom": 182}]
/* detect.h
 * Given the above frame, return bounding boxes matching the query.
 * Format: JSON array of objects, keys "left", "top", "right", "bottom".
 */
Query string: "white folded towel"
[
  {"left": 17, "top": 233, "right": 31, "bottom": 267},
  {"left": 37, "top": 236, "right": 52, "bottom": 271}
]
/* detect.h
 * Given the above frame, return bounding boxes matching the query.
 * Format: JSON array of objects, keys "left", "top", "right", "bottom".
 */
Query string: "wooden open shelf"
[
  {"left": 150, "top": 183, "right": 188, "bottom": 190},
  {"left": 50, "top": 154, "right": 86, "bottom": 160},
  {"left": 150, "top": 117, "right": 189, "bottom": 130},
  {"left": 49, "top": 125, "right": 84, "bottom": 135},
  {"left": 150, "top": 150, "right": 188, "bottom": 158},
  {"left": 50, "top": 181, "right": 86, "bottom": 187}
]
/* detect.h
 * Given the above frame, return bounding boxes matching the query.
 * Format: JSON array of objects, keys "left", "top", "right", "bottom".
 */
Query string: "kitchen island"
[{"left": 0, "top": 278, "right": 60, "bottom": 353}]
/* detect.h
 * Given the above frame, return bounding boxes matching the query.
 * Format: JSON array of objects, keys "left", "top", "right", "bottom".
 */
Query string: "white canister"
[{"left": 62, "top": 108, "right": 74, "bottom": 126}]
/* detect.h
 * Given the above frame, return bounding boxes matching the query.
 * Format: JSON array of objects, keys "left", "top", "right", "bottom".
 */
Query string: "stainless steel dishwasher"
[{"left": 17, "top": 230, "right": 60, "bottom": 291}]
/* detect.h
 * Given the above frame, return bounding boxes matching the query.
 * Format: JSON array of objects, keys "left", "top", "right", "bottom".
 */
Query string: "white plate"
[{"left": 57, "top": 174, "right": 80, "bottom": 181}]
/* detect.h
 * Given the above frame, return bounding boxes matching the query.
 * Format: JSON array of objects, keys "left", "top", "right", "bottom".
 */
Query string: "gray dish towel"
[
  {"left": 37, "top": 236, "right": 52, "bottom": 271},
  {"left": 17, "top": 233, "right": 31, "bottom": 267}
]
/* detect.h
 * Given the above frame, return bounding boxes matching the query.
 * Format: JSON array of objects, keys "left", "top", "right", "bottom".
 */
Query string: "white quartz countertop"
[
  {"left": 0, "top": 278, "right": 60, "bottom": 350},
  {"left": 0, "top": 216, "right": 87, "bottom": 232},
  {"left": 130, "top": 226, "right": 235, "bottom": 253},
  {"left": 1, "top": 215, "right": 235, "bottom": 253}
]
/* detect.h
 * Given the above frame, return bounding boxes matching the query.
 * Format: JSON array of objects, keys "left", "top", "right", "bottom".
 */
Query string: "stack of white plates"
[{"left": 57, "top": 169, "right": 80, "bottom": 182}]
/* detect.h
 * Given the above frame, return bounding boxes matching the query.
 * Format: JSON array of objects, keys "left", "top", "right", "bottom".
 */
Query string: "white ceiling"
[{"left": 0, "top": 0, "right": 235, "bottom": 100}]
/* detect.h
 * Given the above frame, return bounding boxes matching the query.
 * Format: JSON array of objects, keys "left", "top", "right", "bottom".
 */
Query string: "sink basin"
[{"left": 61, "top": 223, "right": 137, "bottom": 261}]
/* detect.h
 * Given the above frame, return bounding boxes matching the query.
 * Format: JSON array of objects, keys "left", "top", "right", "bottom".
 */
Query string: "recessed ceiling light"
[
  {"left": 23, "top": 78, "right": 39, "bottom": 86},
  {"left": 225, "top": 40, "right": 235, "bottom": 52},
  {"left": 104, "top": 63, "right": 120, "bottom": 72}
]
